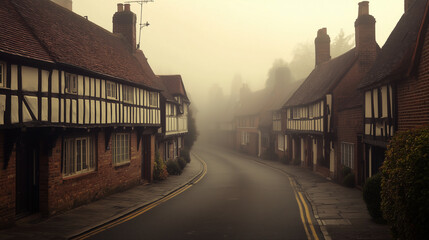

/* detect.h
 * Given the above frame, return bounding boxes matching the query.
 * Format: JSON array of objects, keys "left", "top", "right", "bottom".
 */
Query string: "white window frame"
[
  {"left": 122, "top": 85, "right": 134, "bottom": 103},
  {"left": 0, "top": 62, "right": 6, "bottom": 88},
  {"left": 62, "top": 136, "right": 95, "bottom": 177},
  {"left": 106, "top": 81, "right": 117, "bottom": 99},
  {"left": 341, "top": 142, "right": 354, "bottom": 169},
  {"left": 277, "top": 134, "right": 285, "bottom": 151},
  {"left": 112, "top": 133, "right": 131, "bottom": 165},
  {"left": 65, "top": 73, "right": 78, "bottom": 94},
  {"left": 149, "top": 92, "right": 158, "bottom": 107},
  {"left": 241, "top": 131, "right": 249, "bottom": 145}
]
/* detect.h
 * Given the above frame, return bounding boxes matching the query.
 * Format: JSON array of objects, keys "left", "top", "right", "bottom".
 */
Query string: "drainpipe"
[{"left": 258, "top": 130, "right": 262, "bottom": 157}]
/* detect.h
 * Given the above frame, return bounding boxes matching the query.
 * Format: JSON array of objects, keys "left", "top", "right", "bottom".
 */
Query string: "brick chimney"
[
  {"left": 404, "top": 0, "right": 416, "bottom": 12},
  {"left": 355, "top": 1, "right": 377, "bottom": 71},
  {"left": 315, "top": 28, "right": 331, "bottom": 67},
  {"left": 113, "top": 3, "right": 137, "bottom": 51}
]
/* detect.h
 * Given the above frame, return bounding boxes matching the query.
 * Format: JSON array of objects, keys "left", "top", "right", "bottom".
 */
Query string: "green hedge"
[
  {"left": 381, "top": 127, "right": 429, "bottom": 239},
  {"left": 181, "top": 148, "right": 191, "bottom": 163},
  {"left": 363, "top": 173, "right": 382, "bottom": 220},
  {"left": 153, "top": 150, "right": 168, "bottom": 180},
  {"left": 166, "top": 159, "right": 182, "bottom": 175},
  {"left": 177, "top": 157, "right": 187, "bottom": 170}
]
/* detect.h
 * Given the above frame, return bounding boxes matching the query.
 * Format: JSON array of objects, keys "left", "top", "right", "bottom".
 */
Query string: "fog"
[{"left": 72, "top": 0, "right": 403, "bottom": 135}]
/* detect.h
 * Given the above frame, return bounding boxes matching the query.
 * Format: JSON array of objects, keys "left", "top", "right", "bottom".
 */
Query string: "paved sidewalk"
[
  {"left": 254, "top": 158, "right": 391, "bottom": 240},
  {"left": 0, "top": 156, "right": 203, "bottom": 240}
]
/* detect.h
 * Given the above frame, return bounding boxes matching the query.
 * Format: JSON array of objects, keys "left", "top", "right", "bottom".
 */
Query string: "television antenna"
[{"left": 125, "top": 0, "right": 154, "bottom": 49}]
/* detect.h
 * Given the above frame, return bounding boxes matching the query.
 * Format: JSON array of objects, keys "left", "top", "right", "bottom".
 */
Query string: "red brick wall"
[
  {"left": 332, "top": 61, "right": 365, "bottom": 183},
  {"left": 235, "top": 129, "right": 259, "bottom": 156},
  {"left": 0, "top": 132, "right": 16, "bottom": 228},
  {"left": 46, "top": 130, "right": 143, "bottom": 215},
  {"left": 335, "top": 107, "right": 363, "bottom": 183},
  {"left": 397, "top": 24, "right": 429, "bottom": 129}
]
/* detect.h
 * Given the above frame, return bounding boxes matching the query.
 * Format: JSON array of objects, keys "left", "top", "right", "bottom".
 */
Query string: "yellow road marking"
[
  {"left": 289, "top": 177, "right": 320, "bottom": 240},
  {"left": 290, "top": 178, "right": 312, "bottom": 240},
  {"left": 299, "top": 192, "right": 320, "bottom": 240},
  {"left": 73, "top": 157, "right": 207, "bottom": 240}
]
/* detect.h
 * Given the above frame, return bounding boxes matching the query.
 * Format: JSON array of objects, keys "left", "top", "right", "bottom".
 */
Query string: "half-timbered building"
[
  {"left": 157, "top": 75, "right": 190, "bottom": 161},
  {"left": 0, "top": 0, "right": 162, "bottom": 226},
  {"left": 359, "top": 0, "right": 428, "bottom": 179},
  {"left": 281, "top": 2, "right": 378, "bottom": 181}
]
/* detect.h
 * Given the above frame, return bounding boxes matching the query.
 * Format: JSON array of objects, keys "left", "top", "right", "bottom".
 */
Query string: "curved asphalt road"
[{"left": 88, "top": 144, "right": 317, "bottom": 240}]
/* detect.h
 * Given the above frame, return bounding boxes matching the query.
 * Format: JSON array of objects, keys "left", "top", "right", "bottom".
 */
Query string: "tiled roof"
[
  {"left": 235, "top": 79, "right": 301, "bottom": 117},
  {"left": 1, "top": 0, "right": 159, "bottom": 89},
  {"left": 235, "top": 89, "right": 268, "bottom": 116},
  {"left": 0, "top": 0, "right": 53, "bottom": 62},
  {"left": 284, "top": 49, "right": 357, "bottom": 107},
  {"left": 157, "top": 75, "right": 189, "bottom": 103},
  {"left": 359, "top": 0, "right": 428, "bottom": 89}
]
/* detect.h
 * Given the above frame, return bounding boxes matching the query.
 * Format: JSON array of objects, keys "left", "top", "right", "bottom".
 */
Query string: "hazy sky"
[{"left": 73, "top": 0, "right": 403, "bottom": 107}]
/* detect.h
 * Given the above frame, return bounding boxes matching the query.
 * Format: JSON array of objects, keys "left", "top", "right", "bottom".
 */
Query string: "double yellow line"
[
  {"left": 289, "top": 177, "right": 319, "bottom": 240},
  {"left": 72, "top": 155, "right": 207, "bottom": 240}
]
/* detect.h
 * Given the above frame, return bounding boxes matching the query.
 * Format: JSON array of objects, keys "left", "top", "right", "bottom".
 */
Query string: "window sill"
[
  {"left": 107, "top": 96, "right": 118, "bottom": 101},
  {"left": 62, "top": 170, "right": 96, "bottom": 182},
  {"left": 113, "top": 161, "right": 131, "bottom": 169}
]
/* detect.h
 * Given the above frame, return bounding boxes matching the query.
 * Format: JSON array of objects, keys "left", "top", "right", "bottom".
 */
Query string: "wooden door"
[
  {"left": 141, "top": 134, "right": 151, "bottom": 181},
  {"left": 16, "top": 134, "right": 39, "bottom": 218}
]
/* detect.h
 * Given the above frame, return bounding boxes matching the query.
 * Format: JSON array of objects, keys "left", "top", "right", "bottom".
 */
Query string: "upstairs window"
[
  {"left": 122, "top": 85, "right": 134, "bottom": 103},
  {"left": 341, "top": 142, "right": 354, "bottom": 169},
  {"left": 106, "top": 81, "right": 117, "bottom": 99},
  {"left": 166, "top": 104, "right": 175, "bottom": 116},
  {"left": 149, "top": 92, "right": 158, "bottom": 107},
  {"left": 65, "top": 73, "right": 78, "bottom": 94},
  {"left": 112, "top": 133, "right": 131, "bottom": 165},
  {"left": 63, "top": 136, "right": 95, "bottom": 177},
  {"left": 277, "top": 134, "right": 284, "bottom": 151},
  {"left": 0, "top": 62, "right": 5, "bottom": 88}
]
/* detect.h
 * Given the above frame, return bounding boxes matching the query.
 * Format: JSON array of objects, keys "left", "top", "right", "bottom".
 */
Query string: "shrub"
[
  {"left": 177, "top": 157, "right": 187, "bottom": 170},
  {"left": 166, "top": 159, "right": 182, "bottom": 175},
  {"left": 341, "top": 166, "right": 352, "bottom": 178},
  {"left": 381, "top": 127, "right": 429, "bottom": 239},
  {"left": 363, "top": 173, "right": 383, "bottom": 220},
  {"left": 261, "top": 148, "right": 279, "bottom": 161},
  {"left": 293, "top": 158, "right": 301, "bottom": 165},
  {"left": 280, "top": 155, "right": 290, "bottom": 165},
  {"left": 342, "top": 173, "right": 355, "bottom": 188},
  {"left": 153, "top": 151, "right": 168, "bottom": 181},
  {"left": 181, "top": 148, "right": 191, "bottom": 163}
]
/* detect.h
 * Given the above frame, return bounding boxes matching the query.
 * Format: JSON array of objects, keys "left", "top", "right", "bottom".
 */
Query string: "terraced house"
[
  {"left": 157, "top": 75, "right": 190, "bottom": 161},
  {"left": 359, "top": 0, "right": 429, "bottom": 178},
  {"left": 279, "top": 1, "right": 379, "bottom": 184},
  {"left": 0, "top": 0, "right": 166, "bottom": 227}
]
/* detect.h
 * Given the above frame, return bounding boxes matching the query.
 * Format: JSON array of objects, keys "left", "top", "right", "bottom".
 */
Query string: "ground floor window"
[
  {"left": 341, "top": 142, "right": 354, "bottom": 169},
  {"left": 112, "top": 133, "right": 131, "bottom": 165},
  {"left": 63, "top": 136, "right": 95, "bottom": 176},
  {"left": 277, "top": 134, "right": 284, "bottom": 151},
  {"left": 241, "top": 132, "right": 249, "bottom": 145},
  {"left": 178, "top": 137, "right": 182, "bottom": 149},
  {"left": 173, "top": 140, "right": 178, "bottom": 158}
]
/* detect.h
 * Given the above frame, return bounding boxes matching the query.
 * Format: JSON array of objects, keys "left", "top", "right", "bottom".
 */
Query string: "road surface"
[{"left": 88, "top": 144, "right": 321, "bottom": 240}]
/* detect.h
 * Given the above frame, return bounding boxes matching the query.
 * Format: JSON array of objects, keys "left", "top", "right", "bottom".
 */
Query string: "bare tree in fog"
[
  {"left": 289, "top": 29, "right": 354, "bottom": 80},
  {"left": 331, "top": 29, "right": 354, "bottom": 58},
  {"left": 265, "top": 59, "right": 294, "bottom": 90}
]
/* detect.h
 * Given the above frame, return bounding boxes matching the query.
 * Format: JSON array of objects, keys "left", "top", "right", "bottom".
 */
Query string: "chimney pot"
[
  {"left": 355, "top": 1, "right": 377, "bottom": 72},
  {"left": 124, "top": 3, "right": 131, "bottom": 11},
  {"left": 117, "top": 3, "right": 123, "bottom": 12},
  {"left": 358, "top": 1, "right": 369, "bottom": 16},
  {"left": 315, "top": 28, "right": 331, "bottom": 66}
]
